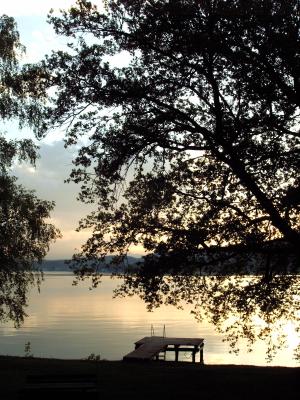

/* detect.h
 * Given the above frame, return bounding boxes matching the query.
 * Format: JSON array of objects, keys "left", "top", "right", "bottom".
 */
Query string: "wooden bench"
[{"left": 19, "top": 374, "right": 98, "bottom": 399}]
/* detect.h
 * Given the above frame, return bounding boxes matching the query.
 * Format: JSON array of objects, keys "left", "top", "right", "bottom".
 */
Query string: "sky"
[{"left": 1, "top": 1, "right": 145, "bottom": 259}]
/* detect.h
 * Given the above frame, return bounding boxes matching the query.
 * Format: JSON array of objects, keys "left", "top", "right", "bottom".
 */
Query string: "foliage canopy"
[{"left": 38, "top": 0, "right": 300, "bottom": 357}]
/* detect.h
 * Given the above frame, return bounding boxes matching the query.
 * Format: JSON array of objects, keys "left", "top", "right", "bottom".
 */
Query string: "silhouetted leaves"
[
  {"left": 39, "top": 1, "right": 300, "bottom": 357},
  {"left": 0, "top": 15, "right": 60, "bottom": 326}
]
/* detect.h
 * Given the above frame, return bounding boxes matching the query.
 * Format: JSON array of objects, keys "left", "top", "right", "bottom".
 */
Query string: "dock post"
[
  {"left": 200, "top": 344, "right": 204, "bottom": 364},
  {"left": 174, "top": 345, "right": 179, "bottom": 362},
  {"left": 192, "top": 346, "right": 197, "bottom": 363}
]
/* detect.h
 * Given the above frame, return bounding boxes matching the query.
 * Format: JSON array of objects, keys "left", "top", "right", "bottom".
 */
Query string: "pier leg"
[
  {"left": 192, "top": 347, "right": 196, "bottom": 363},
  {"left": 175, "top": 345, "right": 179, "bottom": 362},
  {"left": 200, "top": 345, "right": 204, "bottom": 364}
]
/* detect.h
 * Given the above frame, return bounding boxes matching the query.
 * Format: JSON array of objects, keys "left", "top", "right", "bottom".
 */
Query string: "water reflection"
[
  {"left": 113, "top": 270, "right": 300, "bottom": 362},
  {"left": 0, "top": 273, "right": 299, "bottom": 366}
]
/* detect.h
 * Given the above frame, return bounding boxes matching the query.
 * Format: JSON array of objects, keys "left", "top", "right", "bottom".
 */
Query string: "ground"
[{"left": 0, "top": 356, "right": 299, "bottom": 399}]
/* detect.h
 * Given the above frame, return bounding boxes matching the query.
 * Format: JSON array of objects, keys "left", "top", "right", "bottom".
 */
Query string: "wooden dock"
[{"left": 123, "top": 336, "right": 204, "bottom": 363}]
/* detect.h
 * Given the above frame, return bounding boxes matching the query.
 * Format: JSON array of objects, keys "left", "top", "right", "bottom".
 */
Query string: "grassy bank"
[{"left": 0, "top": 356, "right": 299, "bottom": 399}]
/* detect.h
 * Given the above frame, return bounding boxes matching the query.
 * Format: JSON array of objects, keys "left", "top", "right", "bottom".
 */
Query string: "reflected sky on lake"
[{"left": 0, "top": 274, "right": 299, "bottom": 366}]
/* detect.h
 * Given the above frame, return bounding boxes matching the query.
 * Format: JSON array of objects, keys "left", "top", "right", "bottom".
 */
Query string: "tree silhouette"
[
  {"left": 38, "top": 1, "right": 299, "bottom": 357},
  {"left": 0, "top": 15, "right": 60, "bottom": 326}
]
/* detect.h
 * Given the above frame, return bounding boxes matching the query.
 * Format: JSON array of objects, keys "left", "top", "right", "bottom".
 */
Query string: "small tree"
[{"left": 0, "top": 15, "right": 60, "bottom": 326}]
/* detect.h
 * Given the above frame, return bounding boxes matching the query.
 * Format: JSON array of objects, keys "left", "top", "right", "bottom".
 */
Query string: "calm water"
[{"left": 0, "top": 273, "right": 299, "bottom": 366}]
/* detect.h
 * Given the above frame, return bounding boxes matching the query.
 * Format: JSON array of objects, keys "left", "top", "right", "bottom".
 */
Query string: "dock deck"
[{"left": 123, "top": 336, "right": 204, "bottom": 363}]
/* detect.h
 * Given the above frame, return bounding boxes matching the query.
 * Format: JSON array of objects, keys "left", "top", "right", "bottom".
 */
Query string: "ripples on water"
[{"left": 0, "top": 273, "right": 299, "bottom": 366}]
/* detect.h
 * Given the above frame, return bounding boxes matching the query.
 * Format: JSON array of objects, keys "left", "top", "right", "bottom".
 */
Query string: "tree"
[
  {"left": 0, "top": 15, "right": 60, "bottom": 326},
  {"left": 38, "top": 1, "right": 299, "bottom": 357}
]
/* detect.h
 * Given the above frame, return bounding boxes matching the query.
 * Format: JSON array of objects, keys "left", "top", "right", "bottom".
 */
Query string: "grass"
[{"left": 0, "top": 355, "right": 299, "bottom": 399}]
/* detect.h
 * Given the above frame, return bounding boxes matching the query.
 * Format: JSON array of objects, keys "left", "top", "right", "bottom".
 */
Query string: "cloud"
[
  {"left": 3, "top": 1, "right": 105, "bottom": 64},
  {"left": 21, "top": 25, "right": 68, "bottom": 63},
  {"left": 12, "top": 141, "right": 95, "bottom": 258},
  {"left": 1, "top": 1, "right": 104, "bottom": 17},
  {"left": 48, "top": 228, "right": 93, "bottom": 260}
]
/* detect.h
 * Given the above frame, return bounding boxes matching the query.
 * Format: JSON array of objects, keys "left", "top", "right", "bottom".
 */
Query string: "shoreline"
[{"left": 1, "top": 356, "right": 299, "bottom": 399}]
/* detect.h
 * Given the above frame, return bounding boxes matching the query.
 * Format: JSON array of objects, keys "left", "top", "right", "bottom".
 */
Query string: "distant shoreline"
[{"left": 36, "top": 257, "right": 141, "bottom": 273}]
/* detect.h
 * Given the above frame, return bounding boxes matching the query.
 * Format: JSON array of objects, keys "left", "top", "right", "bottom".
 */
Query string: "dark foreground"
[{"left": 0, "top": 356, "right": 299, "bottom": 400}]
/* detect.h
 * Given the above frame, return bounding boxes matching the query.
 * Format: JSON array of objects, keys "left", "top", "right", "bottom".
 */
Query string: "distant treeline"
[{"left": 36, "top": 256, "right": 141, "bottom": 272}]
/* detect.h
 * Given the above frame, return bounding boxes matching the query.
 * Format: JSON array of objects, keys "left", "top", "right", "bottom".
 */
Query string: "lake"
[{"left": 0, "top": 273, "right": 299, "bottom": 366}]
